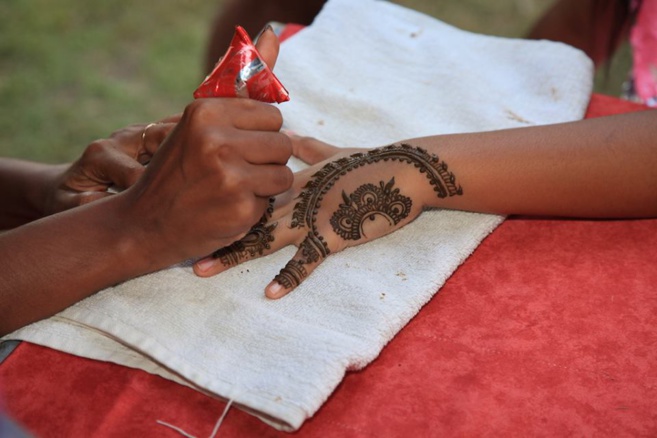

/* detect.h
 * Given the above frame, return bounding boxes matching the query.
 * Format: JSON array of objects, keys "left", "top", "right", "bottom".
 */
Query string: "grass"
[{"left": 0, "top": 0, "right": 631, "bottom": 163}]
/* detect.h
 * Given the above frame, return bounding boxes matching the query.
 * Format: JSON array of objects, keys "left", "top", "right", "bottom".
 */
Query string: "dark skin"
[{"left": 0, "top": 117, "right": 179, "bottom": 230}]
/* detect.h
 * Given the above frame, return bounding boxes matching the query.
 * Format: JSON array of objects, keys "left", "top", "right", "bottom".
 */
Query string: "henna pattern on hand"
[
  {"left": 273, "top": 259, "right": 307, "bottom": 289},
  {"left": 330, "top": 177, "right": 412, "bottom": 240},
  {"left": 275, "top": 144, "right": 462, "bottom": 288},
  {"left": 213, "top": 198, "right": 277, "bottom": 267}
]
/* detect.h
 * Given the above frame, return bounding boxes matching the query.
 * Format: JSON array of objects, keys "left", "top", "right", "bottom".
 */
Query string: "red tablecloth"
[{"left": 1, "top": 94, "right": 655, "bottom": 437}]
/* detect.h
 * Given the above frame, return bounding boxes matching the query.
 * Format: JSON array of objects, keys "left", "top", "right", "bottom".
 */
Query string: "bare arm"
[
  {"left": 0, "top": 159, "right": 64, "bottom": 229},
  {"left": 412, "top": 109, "right": 657, "bottom": 218}
]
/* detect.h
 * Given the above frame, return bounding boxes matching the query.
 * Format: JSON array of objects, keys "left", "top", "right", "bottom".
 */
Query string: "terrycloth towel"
[{"left": 4, "top": 0, "right": 593, "bottom": 431}]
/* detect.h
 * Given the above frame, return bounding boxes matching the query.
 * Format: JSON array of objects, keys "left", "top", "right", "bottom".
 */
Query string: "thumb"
[
  {"left": 254, "top": 25, "right": 280, "bottom": 70},
  {"left": 285, "top": 132, "right": 342, "bottom": 165}
]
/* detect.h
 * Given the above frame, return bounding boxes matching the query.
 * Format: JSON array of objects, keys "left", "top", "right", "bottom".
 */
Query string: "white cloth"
[{"left": 4, "top": 0, "right": 593, "bottom": 431}]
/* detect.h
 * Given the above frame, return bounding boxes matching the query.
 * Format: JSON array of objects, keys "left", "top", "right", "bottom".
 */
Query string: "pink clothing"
[{"left": 630, "top": 0, "right": 657, "bottom": 106}]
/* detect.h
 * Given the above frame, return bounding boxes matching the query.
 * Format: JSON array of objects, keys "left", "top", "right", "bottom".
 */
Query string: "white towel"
[{"left": 4, "top": 0, "right": 593, "bottom": 431}]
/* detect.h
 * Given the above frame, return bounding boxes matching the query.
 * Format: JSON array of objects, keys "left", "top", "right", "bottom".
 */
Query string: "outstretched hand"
[{"left": 194, "top": 135, "right": 463, "bottom": 299}]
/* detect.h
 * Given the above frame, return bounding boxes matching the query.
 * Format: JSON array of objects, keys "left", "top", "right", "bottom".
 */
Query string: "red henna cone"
[{"left": 193, "top": 26, "right": 290, "bottom": 103}]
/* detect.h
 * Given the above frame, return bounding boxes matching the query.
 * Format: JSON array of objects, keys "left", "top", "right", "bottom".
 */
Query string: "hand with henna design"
[
  {"left": 194, "top": 141, "right": 463, "bottom": 298},
  {"left": 195, "top": 109, "right": 657, "bottom": 299}
]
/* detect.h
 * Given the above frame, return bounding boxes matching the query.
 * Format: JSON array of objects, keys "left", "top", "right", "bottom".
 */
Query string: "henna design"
[
  {"left": 213, "top": 198, "right": 277, "bottom": 267},
  {"left": 274, "top": 144, "right": 462, "bottom": 289},
  {"left": 212, "top": 222, "right": 277, "bottom": 266},
  {"left": 274, "top": 259, "right": 307, "bottom": 289},
  {"left": 330, "top": 178, "right": 412, "bottom": 240},
  {"left": 291, "top": 144, "right": 462, "bottom": 231}
]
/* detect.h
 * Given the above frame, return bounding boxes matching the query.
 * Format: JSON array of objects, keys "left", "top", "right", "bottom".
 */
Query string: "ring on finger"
[{"left": 141, "top": 122, "right": 158, "bottom": 149}]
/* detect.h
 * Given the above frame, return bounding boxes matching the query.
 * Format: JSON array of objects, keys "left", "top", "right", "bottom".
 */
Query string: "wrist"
[
  {"left": 381, "top": 143, "right": 463, "bottom": 209},
  {"left": 0, "top": 159, "right": 67, "bottom": 228},
  {"left": 107, "top": 189, "right": 187, "bottom": 276},
  {"left": 33, "top": 163, "right": 69, "bottom": 217}
]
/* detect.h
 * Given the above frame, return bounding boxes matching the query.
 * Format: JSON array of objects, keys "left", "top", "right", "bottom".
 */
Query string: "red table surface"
[{"left": 1, "top": 96, "right": 656, "bottom": 437}]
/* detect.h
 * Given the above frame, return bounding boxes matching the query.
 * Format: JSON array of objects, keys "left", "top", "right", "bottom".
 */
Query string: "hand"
[
  {"left": 43, "top": 115, "right": 179, "bottom": 215},
  {"left": 193, "top": 138, "right": 464, "bottom": 299},
  {"left": 120, "top": 98, "right": 294, "bottom": 268}
]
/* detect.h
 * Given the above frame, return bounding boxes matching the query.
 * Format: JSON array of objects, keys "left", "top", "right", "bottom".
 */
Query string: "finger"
[
  {"left": 93, "top": 149, "right": 146, "bottom": 189},
  {"left": 141, "top": 122, "right": 177, "bottom": 158},
  {"left": 254, "top": 25, "right": 280, "bottom": 70},
  {"left": 245, "top": 164, "right": 293, "bottom": 197},
  {"left": 288, "top": 134, "right": 343, "bottom": 165},
  {"left": 187, "top": 98, "right": 283, "bottom": 132},
  {"left": 265, "top": 234, "right": 328, "bottom": 299},
  {"left": 193, "top": 218, "right": 296, "bottom": 278},
  {"left": 218, "top": 130, "right": 292, "bottom": 165},
  {"left": 156, "top": 113, "right": 182, "bottom": 124}
]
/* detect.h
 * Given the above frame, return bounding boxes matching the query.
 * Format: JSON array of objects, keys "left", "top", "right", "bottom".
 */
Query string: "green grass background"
[{"left": 0, "top": 0, "right": 632, "bottom": 163}]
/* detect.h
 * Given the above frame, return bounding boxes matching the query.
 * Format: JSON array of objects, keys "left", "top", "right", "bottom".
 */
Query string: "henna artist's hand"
[
  {"left": 43, "top": 115, "right": 180, "bottom": 215},
  {"left": 121, "top": 98, "right": 294, "bottom": 266},
  {"left": 193, "top": 143, "right": 463, "bottom": 299}
]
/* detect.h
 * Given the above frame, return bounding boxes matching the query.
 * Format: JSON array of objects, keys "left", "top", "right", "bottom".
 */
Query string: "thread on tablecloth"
[
  {"left": 156, "top": 399, "right": 234, "bottom": 438},
  {"left": 156, "top": 420, "right": 196, "bottom": 438}
]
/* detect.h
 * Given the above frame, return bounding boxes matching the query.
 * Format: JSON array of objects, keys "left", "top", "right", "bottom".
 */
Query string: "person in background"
[
  {"left": 204, "top": 0, "right": 326, "bottom": 73},
  {"left": 527, "top": 0, "right": 656, "bottom": 106}
]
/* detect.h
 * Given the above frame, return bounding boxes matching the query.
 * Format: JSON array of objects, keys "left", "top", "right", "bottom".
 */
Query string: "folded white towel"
[{"left": 4, "top": 0, "right": 593, "bottom": 431}]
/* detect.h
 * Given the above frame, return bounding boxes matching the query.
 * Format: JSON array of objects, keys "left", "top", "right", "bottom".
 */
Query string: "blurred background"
[{"left": 0, "top": 0, "right": 632, "bottom": 162}]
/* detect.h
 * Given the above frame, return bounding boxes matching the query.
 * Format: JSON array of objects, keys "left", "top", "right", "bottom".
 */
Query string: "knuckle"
[
  {"left": 212, "top": 137, "right": 238, "bottom": 162},
  {"left": 183, "top": 99, "right": 218, "bottom": 126},
  {"left": 218, "top": 171, "right": 240, "bottom": 194},
  {"left": 231, "top": 196, "right": 261, "bottom": 225},
  {"left": 82, "top": 140, "right": 110, "bottom": 160}
]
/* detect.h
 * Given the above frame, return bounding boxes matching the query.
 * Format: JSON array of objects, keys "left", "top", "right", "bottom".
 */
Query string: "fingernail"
[
  {"left": 266, "top": 281, "right": 284, "bottom": 298},
  {"left": 195, "top": 257, "right": 215, "bottom": 273},
  {"left": 280, "top": 129, "right": 297, "bottom": 137},
  {"left": 255, "top": 24, "right": 274, "bottom": 43}
]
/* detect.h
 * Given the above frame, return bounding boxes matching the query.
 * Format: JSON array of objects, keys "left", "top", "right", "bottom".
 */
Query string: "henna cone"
[{"left": 194, "top": 26, "right": 290, "bottom": 103}]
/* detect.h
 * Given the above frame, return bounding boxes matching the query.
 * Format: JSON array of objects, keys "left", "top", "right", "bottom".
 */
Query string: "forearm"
[
  {"left": 0, "top": 158, "right": 67, "bottom": 229},
  {"left": 0, "top": 194, "right": 156, "bottom": 336},
  {"left": 411, "top": 110, "right": 657, "bottom": 218}
]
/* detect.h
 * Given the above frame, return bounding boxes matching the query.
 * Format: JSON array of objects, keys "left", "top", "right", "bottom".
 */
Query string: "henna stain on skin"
[
  {"left": 331, "top": 177, "right": 412, "bottom": 240},
  {"left": 214, "top": 198, "right": 276, "bottom": 267},
  {"left": 275, "top": 144, "right": 463, "bottom": 288},
  {"left": 273, "top": 259, "right": 307, "bottom": 289},
  {"left": 213, "top": 222, "right": 277, "bottom": 266}
]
